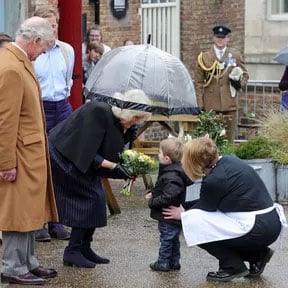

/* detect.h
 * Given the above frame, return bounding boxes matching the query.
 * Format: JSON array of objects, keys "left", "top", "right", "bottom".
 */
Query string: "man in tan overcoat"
[
  {"left": 194, "top": 25, "right": 249, "bottom": 141},
  {"left": 0, "top": 17, "right": 58, "bottom": 285}
]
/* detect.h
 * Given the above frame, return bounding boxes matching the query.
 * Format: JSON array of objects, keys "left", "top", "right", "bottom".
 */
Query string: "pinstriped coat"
[
  {"left": 194, "top": 46, "right": 249, "bottom": 112},
  {"left": 0, "top": 43, "right": 58, "bottom": 232}
]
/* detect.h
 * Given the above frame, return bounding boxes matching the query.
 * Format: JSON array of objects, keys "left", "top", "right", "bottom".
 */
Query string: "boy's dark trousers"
[{"left": 158, "top": 221, "right": 182, "bottom": 266}]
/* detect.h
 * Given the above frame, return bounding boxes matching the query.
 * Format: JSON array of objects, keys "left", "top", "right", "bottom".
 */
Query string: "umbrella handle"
[{"left": 147, "top": 34, "right": 151, "bottom": 44}]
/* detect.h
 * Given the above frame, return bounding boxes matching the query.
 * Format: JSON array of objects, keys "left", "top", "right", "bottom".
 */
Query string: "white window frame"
[{"left": 267, "top": 0, "right": 288, "bottom": 20}]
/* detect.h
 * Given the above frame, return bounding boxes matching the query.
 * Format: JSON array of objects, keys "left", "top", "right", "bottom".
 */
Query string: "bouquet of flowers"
[{"left": 119, "top": 149, "right": 157, "bottom": 196}]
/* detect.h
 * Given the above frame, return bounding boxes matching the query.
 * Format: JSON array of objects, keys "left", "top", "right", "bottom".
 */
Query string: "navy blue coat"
[{"left": 48, "top": 101, "right": 126, "bottom": 228}]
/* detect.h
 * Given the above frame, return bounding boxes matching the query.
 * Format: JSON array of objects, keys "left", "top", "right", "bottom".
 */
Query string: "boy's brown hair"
[
  {"left": 86, "top": 42, "right": 104, "bottom": 56},
  {"left": 160, "top": 138, "right": 183, "bottom": 163}
]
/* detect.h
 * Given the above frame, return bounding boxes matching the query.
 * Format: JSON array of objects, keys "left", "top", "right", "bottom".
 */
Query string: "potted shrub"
[
  {"left": 233, "top": 136, "right": 276, "bottom": 200},
  {"left": 258, "top": 109, "right": 288, "bottom": 202}
]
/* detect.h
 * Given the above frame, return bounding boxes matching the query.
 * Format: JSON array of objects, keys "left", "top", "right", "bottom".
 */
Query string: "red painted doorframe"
[{"left": 58, "top": 0, "right": 83, "bottom": 110}]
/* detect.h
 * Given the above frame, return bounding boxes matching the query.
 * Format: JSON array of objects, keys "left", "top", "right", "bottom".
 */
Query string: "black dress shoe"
[
  {"left": 170, "top": 261, "right": 181, "bottom": 270},
  {"left": 30, "top": 266, "right": 58, "bottom": 279},
  {"left": 206, "top": 268, "right": 249, "bottom": 282},
  {"left": 247, "top": 248, "right": 274, "bottom": 278},
  {"left": 1, "top": 272, "right": 46, "bottom": 285}
]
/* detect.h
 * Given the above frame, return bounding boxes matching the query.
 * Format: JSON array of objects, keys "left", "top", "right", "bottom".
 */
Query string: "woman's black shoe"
[
  {"left": 247, "top": 248, "right": 274, "bottom": 278},
  {"left": 206, "top": 268, "right": 249, "bottom": 282},
  {"left": 81, "top": 248, "right": 110, "bottom": 264}
]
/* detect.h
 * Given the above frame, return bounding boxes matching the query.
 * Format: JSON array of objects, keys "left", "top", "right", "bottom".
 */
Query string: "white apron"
[{"left": 181, "top": 203, "right": 287, "bottom": 247}]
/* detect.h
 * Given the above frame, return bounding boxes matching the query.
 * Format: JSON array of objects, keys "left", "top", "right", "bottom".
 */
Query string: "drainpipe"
[{"left": 58, "top": 0, "right": 83, "bottom": 110}]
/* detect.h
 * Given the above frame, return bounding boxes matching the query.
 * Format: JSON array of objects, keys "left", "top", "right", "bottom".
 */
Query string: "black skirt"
[{"left": 49, "top": 143, "right": 107, "bottom": 228}]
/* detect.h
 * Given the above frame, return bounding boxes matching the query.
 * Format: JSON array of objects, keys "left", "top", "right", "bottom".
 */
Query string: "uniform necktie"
[{"left": 219, "top": 50, "right": 223, "bottom": 59}]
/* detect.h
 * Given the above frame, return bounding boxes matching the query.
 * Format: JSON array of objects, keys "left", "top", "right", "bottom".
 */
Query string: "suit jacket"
[
  {"left": 195, "top": 46, "right": 249, "bottom": 112},
  {"left": 0, "top": 43, "right": 58, "bottom": 232}
]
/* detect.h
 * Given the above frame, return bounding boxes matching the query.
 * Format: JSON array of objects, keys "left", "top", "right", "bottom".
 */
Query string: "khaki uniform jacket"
[
  {"left": 0, "top": 43, "right": 58, "bottom": 232},
  {"left": 195, "top": 46, "right": 249, "bottom": 112}
]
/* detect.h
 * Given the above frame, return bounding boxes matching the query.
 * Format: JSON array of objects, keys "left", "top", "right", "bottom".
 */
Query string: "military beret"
[{"left": 212, "top": 25, "right": 231, "bottom": 38}]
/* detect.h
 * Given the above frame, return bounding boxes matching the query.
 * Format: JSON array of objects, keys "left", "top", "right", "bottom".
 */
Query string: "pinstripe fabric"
[
  {"left": 49, "top": 143, "right": 107, "bottom": 228},
  {"left": 2, "top": 232, "right": 39, "bottom": 275}
]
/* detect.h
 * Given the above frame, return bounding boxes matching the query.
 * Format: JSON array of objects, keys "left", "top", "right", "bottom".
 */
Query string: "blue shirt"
[{"left": 33, "top": 40, "right": 75, "bottom": 101}]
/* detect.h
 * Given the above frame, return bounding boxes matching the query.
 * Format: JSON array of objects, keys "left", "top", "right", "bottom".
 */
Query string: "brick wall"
[
  {"left": 29, "top": 0, "right": 140, "bottom": 48},
  {"left": 181, "top": 0, "right": 245, "bottom": 79},
  {"left": 29, "top": 0, "right": 245, "bottom": 73},
  {"left": 83, "top": 0, "right": 141, "bottom": 48}
]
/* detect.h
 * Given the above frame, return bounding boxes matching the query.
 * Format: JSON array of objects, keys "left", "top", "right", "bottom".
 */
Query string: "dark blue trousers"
[
  {"left": 43, "top": 99, "right": 72, "bottom": 134},
  {"left": 158, "top": 221, "right": 182, "bottom": 265}
]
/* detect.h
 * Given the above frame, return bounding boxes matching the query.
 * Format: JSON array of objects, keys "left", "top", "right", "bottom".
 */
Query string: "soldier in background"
[{"left": 194, "top": 25, "right": 249, "bottom": 141}]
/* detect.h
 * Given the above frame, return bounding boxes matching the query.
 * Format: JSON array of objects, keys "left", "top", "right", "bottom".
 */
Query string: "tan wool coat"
[
  {"left": 0, "top": 43, "right": 58, "bottom": 232},
  {"left": 195, "top": 46, "right": 249, "bottom": 112}
]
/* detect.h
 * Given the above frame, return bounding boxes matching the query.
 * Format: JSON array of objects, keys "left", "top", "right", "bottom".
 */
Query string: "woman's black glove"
[
  {"left": 124, "top": 125, "right": 138, "bottom": 144},
  {"left": 113, "top": 163, "right": 132, "bottom": 180}
]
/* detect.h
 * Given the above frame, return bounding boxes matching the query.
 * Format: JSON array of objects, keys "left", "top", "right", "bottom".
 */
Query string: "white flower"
[{"left": 220, "top": 129, "right": 226, "bottom": 137}]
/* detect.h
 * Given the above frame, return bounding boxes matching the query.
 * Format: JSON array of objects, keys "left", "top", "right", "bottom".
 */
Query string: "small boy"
[
  {"left": 146, "top": 138, "right": 192, "bottom": 272},
  {"left": 83, "top": 42, "right": 104, "bottom": 84}
]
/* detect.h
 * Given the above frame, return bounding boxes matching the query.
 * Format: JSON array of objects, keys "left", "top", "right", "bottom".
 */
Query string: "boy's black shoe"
[
  {"left": 149, "top": 261, "right": 170, "bottom": 272},
  {"left": 206, "top": 268, "right": 249, "bottom": 282},
  {"left": 170, "top": 262, "right": 181, "bottom": 270}
]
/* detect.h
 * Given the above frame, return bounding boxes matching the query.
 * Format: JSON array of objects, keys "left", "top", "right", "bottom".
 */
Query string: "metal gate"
[{"left": 140, "top": 0, "right": 180, "bottom": 58}]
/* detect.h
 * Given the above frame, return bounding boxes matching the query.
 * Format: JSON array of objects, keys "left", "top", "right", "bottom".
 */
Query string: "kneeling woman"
[
  {"left": 163, "top": 136, "right": 287, "bottom": 282},
  {"left": 48, "top": 90, "right": 152, "bottom": 268}
]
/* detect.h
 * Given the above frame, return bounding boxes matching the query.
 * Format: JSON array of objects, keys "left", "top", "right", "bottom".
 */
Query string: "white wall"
[{"left": 245, "top": 0, "right": 288, "bottom": 80}]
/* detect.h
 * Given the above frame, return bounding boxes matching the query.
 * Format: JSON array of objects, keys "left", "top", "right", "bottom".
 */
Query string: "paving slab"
[{"left": 1, "top": 178, "right": 287, "bottom": 288}]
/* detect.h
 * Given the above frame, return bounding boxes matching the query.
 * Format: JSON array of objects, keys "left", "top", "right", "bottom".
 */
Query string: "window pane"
[
  {"left": 271, "top": 0, "right": 280, "bottom": 14},
  {"left": 284, "top": 0, "right": 288, "bottom": 12}
]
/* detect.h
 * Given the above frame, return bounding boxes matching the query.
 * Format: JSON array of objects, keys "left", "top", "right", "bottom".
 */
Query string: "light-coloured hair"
[
  {"left": 182, "top": 137, "right": 219, "bottom": 180},
  {"left": 16, "top": 16, "right": 54, "bottom": 43},
  {"left": 160, "top": 138, "right": 183, "bottom": 163},
  {"left": 123, "top": 39, "right": 134, "bottom": 46},
  {"left": 86, "top": 25, "right": 102, "bottom": 44},
  {"left": 111, "top": 89, "right": 152, "bottom": 121},
  {"left": 33, "top": 6, "right": 59, "bottom": 22}
]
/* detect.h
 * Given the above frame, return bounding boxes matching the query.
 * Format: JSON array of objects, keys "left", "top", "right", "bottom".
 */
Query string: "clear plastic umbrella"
[
  {"left": 274, "top": 47, "right": 288, "bottom": 65},
  {"left": 84, "top": 44, "right": 200, "bottom": 116}
]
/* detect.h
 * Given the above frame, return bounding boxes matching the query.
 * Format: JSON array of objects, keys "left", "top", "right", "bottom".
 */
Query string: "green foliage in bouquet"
[
  {"left": 192, "top": 110, "right": 228, "bottom": 154},
  {"left": 120, "top": 149, "right": 158, "bottom": 176},
  {"left": 119, "top": 150, "right": 158, "bottom": 195}
]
